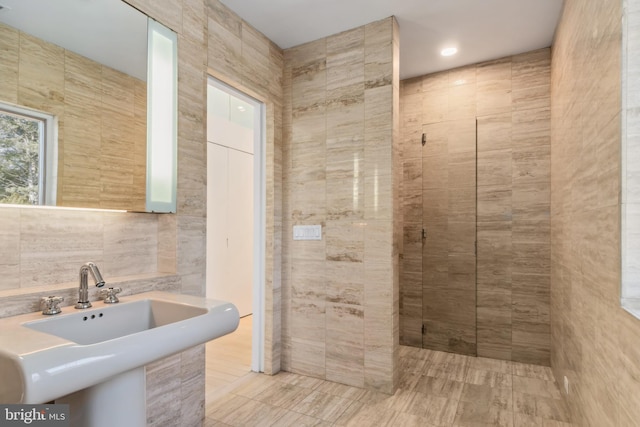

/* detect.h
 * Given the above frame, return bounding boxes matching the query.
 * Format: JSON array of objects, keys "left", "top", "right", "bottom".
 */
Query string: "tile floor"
[
  {"left": 205, "top": 318, "right": 574, "bottom": 426},
  {"left": 206, "top": 315, "right": 253, "bottom": 404}
]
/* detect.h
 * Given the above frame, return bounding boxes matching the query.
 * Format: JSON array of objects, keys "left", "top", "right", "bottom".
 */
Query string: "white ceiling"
[
  {"left": 220, "top": 0, "right": 564, "bottom": 80},
  {"left": 0, "top": 0, "right": 564, "bottom": 82},
  {"left": 0, "top": 0, "right": 147, "bottom": 81}
]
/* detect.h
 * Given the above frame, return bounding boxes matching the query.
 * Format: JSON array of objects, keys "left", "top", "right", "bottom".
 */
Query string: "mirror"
[{"left": 0, "top": 0, "right": 154, "bottom": 211}]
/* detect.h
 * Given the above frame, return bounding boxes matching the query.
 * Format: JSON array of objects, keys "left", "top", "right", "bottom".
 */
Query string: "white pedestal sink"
[{"left": 0, "top": 291, "right": 239, "bottom": 427}]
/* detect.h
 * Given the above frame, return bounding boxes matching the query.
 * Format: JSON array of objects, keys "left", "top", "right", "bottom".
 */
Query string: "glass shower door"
[{"left": 421, "top": 118, "right": 477, "bottom": 356}]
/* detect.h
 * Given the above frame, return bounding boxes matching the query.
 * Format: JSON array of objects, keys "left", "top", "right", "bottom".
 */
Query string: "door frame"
[{"left": 206, "top": 76, "right": 266, "bottom": 373}]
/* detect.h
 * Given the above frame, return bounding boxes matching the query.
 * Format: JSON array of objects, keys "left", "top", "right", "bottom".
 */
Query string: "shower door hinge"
[
  {"left": 422, "top": 324, "right": 425, "bottom": 335},
  {"left": 422, "top": 228, "right": 426, "bottom": 239},
  {"left": 421, "top": 133, "right": 426, "bottom": 146},
  {"left": 474, "top": 240, "right": 477, "bottom": 256}
]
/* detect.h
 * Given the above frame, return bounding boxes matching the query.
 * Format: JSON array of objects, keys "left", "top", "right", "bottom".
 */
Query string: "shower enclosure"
[
  {"left": 400, "top": 52, "right": 552, "bottom": 364},
  {"left": 401, "top": 118, "right": 477, "bottom": 356}
]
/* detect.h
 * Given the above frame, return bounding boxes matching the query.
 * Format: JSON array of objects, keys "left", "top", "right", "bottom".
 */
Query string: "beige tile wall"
[
  {"left": 0, "top": 207, "right": 159, "bottom": 291},
  {"left": 126, "top": 0, "right": 286, "bottom": 423},
  {"left": 0, "top": 23, "right": 147, "bottom": 212},
  {"left": 205, "top": 0, "right": 284, "bottom": 376},
  {"left": 399, "top": 48, "right": 551, "bottom": 366},
  {"left": 282, "top": 17, "right": 400, "bottom": 394},
  {"left": 550, "top": 0, "right": 640, "bottom": 425},
  {"left": 124, "top": 0, "right": 212, "bottom": 424}
]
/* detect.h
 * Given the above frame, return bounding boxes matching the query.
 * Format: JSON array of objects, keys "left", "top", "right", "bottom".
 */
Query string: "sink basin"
[
  {"left": 24, "top": 299, "right": 208, "bottom": 345},
  {"left": 0, "top": 291, "right": 239, "bottom": 405}
]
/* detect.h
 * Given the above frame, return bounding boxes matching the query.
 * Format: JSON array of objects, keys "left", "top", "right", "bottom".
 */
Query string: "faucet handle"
[
  {"left": 100, "top": 287, "right": 122, "bottom": 304},
  {"left": 41, "top": 296, "right": 64, "bottom": 315}
]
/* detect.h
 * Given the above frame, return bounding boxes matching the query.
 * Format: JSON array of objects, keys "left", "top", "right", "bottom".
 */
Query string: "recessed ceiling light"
[
  {"left": 237, "top": 106, "right": 246, "bottom": 112},
  {"left": 441, "top": 47, "right": 458, "bottom": 57}
]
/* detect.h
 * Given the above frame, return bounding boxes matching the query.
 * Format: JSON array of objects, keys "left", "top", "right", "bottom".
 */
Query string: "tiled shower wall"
[
  {"left": 550, "top": 0, "right": 640, "bottom": 424},
  {"left": 399, "top": 48, "right": 552, "bottom": 366},
  {"left": 282, "top": 17, "right": 400, "bottom": 393}
]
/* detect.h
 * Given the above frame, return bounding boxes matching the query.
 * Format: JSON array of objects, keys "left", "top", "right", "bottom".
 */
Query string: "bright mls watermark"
[{"left": 0, "top": 405, "right": 69, "bottom": 426}]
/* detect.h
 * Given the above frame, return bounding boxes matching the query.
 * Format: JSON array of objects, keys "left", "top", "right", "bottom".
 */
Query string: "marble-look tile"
[
  {"left": 204, "top": 417, "right": 232, "bottom": 427},
  {"left": 326, "top": 261, "right": 364, "bottom": 305},
  {"left": 448, "top": 152, "right": 476, "bottom": 191},
  {"left": 465, "top": 368, "right": 513, "bottom": 388},
  {"left": 448, "top": 65, "right": 477, "bottom": 87},
  {"left": 0, "top": 208, "right": 20, "bottom": 290},
  {"left": 512, "top": 184, "right": 550, "bottom": 221},
  {"left": 365, "top": 170, "right": 393, "bottom": 220},
  {"left": 512, "top": 107, "right": 551, "bottom": 146},
  {"left": 422, "top": 89, "right": 449, "bottom": 125},
  {"left": 448, "top": 118, "right": 476, "bottom": 154},
  {"left": 326, "top": 28, "right": 365, "bottom": 91},
  {"left": 513, "top": 376, "right": 561, "bottom": 400},
  {"left": 477, "top": 57, "right": 512, "bottom": 92},
  {"left": 19, "top": 208, "right": 104, "bottom": 288},
  {"left": 283, "top": 10, "right": 398, "bottom": 394},
  {"left": 325, "top": 221, "right": 364, "bottom": 263},
  {"left": 18, "top": 32, "right": 65, "bottom": 113},
  {"left": 414, "top": 375, "right": 465, "bottom": 400},
  {"left": 274, "top": 371, "right": 324, "bottom": 390},
  {"left": 220, "top": 395, "right": 288, "bottom": 426},
  {"left": 477, "top": 113, "right": 513, "bottom": 152},
  {"left": 512, "top": 145, "right": 550, "bottom": 186},
  {"left": 384, "top": 389, "right": 458, "bottom": 423},
  {"left": 102, "top": 212, "right": 158, "bottom": 278},
  {"left": 364, "top": 18, "right": 394, "bottom": 90},
  {"left": 147, "top": 354, "right": 182, "bottom": 426},
  {"left": 422, "top": 291, "right": 477, "bottom": 355},
  {"left": 64, "top": 50, "right": 102, "bottom": 102},
  {"left": 326, "top": 304, "right": 365, "bottom": 387},
  {"left": 364, "top": 349, "right": 395, "bottom": 394},
  {"left": 514, "top": 392, "right": 571, "bottom": 423},
  {"left": 207, "top": 16, "right": 242, "bottom": 82},
  {"left": 511, "top": 49, "right": 550, "bottom": 90},
  {"left": 101, "top": 66, "right": 136, "bottom": 114},
  {"left": 180, "top": 373, "right": 206, "bottom": 426},
  {"left": 256, "top": 380, "right": 316, "bottom": 409},
  {"left": 0, "top": 23, "right": 19, "bottom": 103},
  {"left": 158, "top": 214, "right": 177, "bottom": 274},
  {"left": 460, "top": 383, "right": 513, "bottom": 412},
  {"left": 477, "top": 186, "right": 512, "bottom": 223},
  {"left": 478, "top": 149, "right": 513, "bottom": 187},
  {"left": 477, "top": 89, "right": 513, "bottom": 117},
  {"left": 454, "top": 401, "right": 514, "bottom": 427},
  {"left": 512, "top": 362, "right": 554, "bottom": 381},
  {"left": 290, "top": 337, "right": 326, "bottom": 379},
  {"left": 288, "top": 390, "right": 355, "bottom": 423},
  {"left": 513, "top": 84, "right": 551, "bottom": 112},
  {"left": 271, "top": 411, "right": 331, "bottom": 427},
  {"left": 549, "top": 0, "right": 628, "bottom": 394},
  {"left": 448, "top": 82, "right": 477, "bottom": 120}
]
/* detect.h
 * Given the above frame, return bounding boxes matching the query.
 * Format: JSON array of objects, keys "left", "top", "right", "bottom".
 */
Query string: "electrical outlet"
[{"left": 563, "top": 375, "right": 569, "bottom": 395}]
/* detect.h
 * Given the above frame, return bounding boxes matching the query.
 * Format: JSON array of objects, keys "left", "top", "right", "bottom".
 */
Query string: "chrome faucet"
[{"left": 75, "top": 262, "right": 106, "bottom": 309}]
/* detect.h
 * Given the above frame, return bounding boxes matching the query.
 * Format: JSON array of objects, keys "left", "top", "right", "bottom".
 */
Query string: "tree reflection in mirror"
[{"left": 0, "top": 108, "right": 43, "bottom": 205}]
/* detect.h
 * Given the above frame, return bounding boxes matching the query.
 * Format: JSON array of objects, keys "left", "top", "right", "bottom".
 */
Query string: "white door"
[{"left": 206, "top": 83, "right": 255, "bottom": 317}]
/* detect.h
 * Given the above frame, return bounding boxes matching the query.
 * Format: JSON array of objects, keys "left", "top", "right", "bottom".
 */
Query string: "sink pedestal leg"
[{"left": 56, "top": 367, "right": 146, "bottom": 427}]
